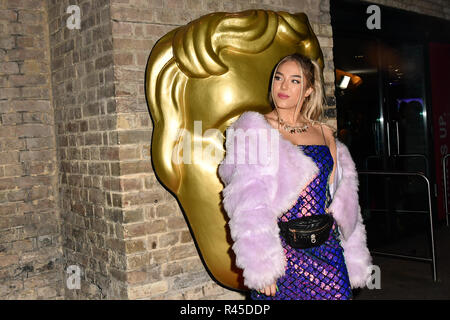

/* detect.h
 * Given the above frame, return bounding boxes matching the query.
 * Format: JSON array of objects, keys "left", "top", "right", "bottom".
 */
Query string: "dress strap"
[{"left": 320, "top": 124, "right": 327, "bottom": 147}]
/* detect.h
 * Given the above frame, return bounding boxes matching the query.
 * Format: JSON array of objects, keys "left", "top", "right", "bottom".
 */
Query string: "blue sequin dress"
[{"left": 250, "top": 144, "right": 353, "bottom": 300}]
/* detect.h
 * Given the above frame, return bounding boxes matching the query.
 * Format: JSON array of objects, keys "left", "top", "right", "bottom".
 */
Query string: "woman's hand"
[
  {"left": 259, "top": 282, "right": 278, "bottom": 296},
  {"left": 257, "top": 254, "right": 285, "bottom": 296}
]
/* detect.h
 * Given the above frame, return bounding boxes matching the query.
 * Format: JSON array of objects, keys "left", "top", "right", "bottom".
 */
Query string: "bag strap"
[{"left": 320, "top": 124, "right": 327, "bottom": 147}]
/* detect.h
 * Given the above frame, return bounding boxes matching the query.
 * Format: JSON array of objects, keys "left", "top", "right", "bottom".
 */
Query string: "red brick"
[
  {"left": 1, "top": 113, "right": 22, "bottom": 125},
  {"left": 19, "top": 150, "right": 55, "bottom": 162},
  {"left": 123, "top": 222, "right": 148, "bottom": 238},
  {"left": 112, "top": 21, "right": 133, "bottom": 35},
  {"left": 5, "top": 0, "right": 42, "bottom": 10},
  {"left": 16, "top": 124, "right": 53, "bottom": 138},
  {"left": 7, "top": 47, "right": 45, "bottom": 60},
  {"left": 0, "top": 9, "right": 17, "bottom": 21},
  {"left": 120, "top": 177, "right": 142, "bottom": 191},
  {"left": 0, "top": 178, "right": 15, "bottom": 191},
  {"left": 110, "top": 7, "right": 154, "bottom": 23},
  {"left": 0, "top": 203, "right": 16, "bottom": 216},
  {"left": 167, "top": 216, "right": 187, "bottom": 231},
  {"left": 99, "top": 147, "right": 119, "bottom": 161},
  {"left": 0, "top": 151, "right": 19, "bottom": 165},
  {"left": 125, "top": 239, "right": 146, "bottom": 254},
  {"left": 0, "top": 255, "right": 19, "bottom": 268},
  {"left": 7, "top": 189, "right": 28, "bottom": 202},
  {"left": 4, "top": 165, "right": 24, "bottom": 177},
  {"left": 126, "top": 270, "right": 148, "bottom": 284},
  {"left": 0, "top": 62, "right": 19, "bottom": 74},
  {"left": 121, "top": 190, "right": 164, "bottom": 206},
  {"left": 168, "top": 244, "right": 197, "bottom": 261},
  {"left": 26, "top": 137, "right": 55, "bottom": 150},
  {"left": 9, "top": 74, "right": 47, "bottom": 86},
  {"left": 119, "top": 161, "right": 152, "bottom": 175}
]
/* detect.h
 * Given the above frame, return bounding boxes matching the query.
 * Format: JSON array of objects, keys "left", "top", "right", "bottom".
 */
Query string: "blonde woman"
[{"left": 218, "top": 54, "right": 372, "bottom": 300}]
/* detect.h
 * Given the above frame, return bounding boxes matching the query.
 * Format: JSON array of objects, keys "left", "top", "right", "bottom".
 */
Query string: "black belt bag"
[{"left": 278, "top": 214, "right": 334, "bottom": 249}]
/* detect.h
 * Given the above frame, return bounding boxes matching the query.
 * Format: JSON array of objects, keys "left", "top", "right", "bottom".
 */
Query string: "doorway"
[
  {"left": 328, "top": 1, "right": 450, "bottom": 273},
  {"left": 333, "top": 36, "right": 434, "bottom": 251}
]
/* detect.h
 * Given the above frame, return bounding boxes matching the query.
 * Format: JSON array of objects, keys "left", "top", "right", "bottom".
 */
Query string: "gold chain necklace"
[{"left": 278, "top": 117, "right": 310, "bottom": 134}]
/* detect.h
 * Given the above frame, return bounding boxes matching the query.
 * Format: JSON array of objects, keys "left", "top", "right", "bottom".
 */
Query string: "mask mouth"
[{"left": 271, "top": 57, "right": 305, "bottom": 125}]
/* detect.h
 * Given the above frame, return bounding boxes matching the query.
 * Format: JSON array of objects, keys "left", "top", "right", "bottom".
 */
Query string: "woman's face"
[{"left": 272, "top": 59, "right": 312, "bottom": 111}]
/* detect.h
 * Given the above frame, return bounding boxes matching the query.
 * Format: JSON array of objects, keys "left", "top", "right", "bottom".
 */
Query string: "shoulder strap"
[{"left": 320, "top": 124, "right": 327, "bottom": 147}]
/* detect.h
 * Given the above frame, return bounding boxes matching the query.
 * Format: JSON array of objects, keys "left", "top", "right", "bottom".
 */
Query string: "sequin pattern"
[{"left": 250, "top": 145, "right": 353, "bottom": 300}]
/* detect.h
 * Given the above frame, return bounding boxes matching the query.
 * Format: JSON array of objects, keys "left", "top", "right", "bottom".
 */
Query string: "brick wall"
[
  {"left": 46, "top": 0, "right": 128, "bottom": 299},
  {"left": 0, "top": 0, "right": 63, "bottom": 299}
]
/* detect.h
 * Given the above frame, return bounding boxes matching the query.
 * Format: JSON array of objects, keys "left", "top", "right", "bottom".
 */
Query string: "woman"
[{"left": 218, "top": 53, "right": 372, "bottom": 300}]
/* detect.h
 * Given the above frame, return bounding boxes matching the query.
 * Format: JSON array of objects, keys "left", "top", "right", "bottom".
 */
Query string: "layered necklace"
[{"left": 277, "top": 116, "right": 310, "bottom": 134}]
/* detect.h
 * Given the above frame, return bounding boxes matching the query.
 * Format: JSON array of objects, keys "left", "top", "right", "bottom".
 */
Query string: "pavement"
[{"left": 354, "top": 222, "right": 450, "bottom": 300}]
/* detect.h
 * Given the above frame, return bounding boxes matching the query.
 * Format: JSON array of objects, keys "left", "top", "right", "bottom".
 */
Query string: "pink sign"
[{"left": 429, "top": 42, "right": 450, "bottom": 221}]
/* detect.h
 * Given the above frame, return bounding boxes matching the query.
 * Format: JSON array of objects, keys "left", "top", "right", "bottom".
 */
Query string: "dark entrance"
[{"left": 331, "top": 0, "right": 450, "bottom": 282}]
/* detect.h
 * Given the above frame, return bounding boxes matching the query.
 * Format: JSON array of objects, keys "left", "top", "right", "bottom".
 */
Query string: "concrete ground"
[{"left": 354, "top": 223, "right": 450, "bottom": 300}]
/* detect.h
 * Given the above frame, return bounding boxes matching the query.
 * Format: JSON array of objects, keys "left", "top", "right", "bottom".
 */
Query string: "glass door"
[
  {"left": 333, "top": 37, "right": 433, "bottom": 254},
  {"left": 333, "top": 36, "right": 383, "bottom": 170},
  {"left": 384, "top": 42, "right": 430, "bottom": 176}
]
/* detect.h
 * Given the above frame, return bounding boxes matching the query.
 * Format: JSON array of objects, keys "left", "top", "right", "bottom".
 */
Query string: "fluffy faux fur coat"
[{"left": 218, "top": 111, "right": 372, "bottom": 291}]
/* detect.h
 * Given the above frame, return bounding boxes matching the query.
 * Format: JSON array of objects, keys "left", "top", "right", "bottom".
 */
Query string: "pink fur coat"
[{"left": 218, "top": 111, "right": 372, "bottom": 291}]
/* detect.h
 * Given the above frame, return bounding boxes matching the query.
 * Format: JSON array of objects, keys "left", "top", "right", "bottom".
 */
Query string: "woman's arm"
[{"left": 218, "top": 125, "right": 286, "bottom": 291}]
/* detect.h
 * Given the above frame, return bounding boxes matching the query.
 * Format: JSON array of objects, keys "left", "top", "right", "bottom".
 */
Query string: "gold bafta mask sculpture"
[{"left": 145, "top": 10, "right": 324, "bottom": 291}]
